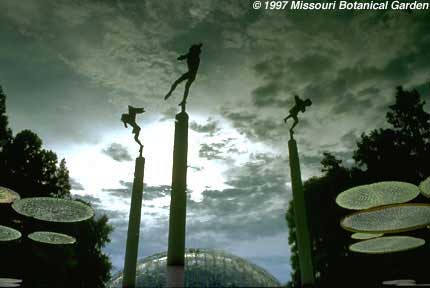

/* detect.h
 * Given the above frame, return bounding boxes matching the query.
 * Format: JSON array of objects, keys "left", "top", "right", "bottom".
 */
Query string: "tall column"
[
  {"left": 167, "top": 111, "right": 189, "bottom": 266},
  {"left": 288, "top": 138, "right": 315, "bottom": 287},
  {"left": 122, "top": 156, "right": 145, "bottom": 288},
  {"left": 166, "top": 264, "right": 185, "bottom": 287}
]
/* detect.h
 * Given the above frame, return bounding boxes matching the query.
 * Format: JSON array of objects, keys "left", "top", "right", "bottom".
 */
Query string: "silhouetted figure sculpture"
[
  {"left": 121, "top": 105, "right": 145, "bottom": 154},
  {"left": 284, "top": 95, "right": 312, "bottom": 134},
  {"left": 164, "top": 43, "right": 203, "bottom": 109}
]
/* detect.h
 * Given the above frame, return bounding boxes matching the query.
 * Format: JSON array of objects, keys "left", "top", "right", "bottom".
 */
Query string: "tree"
[
  {"left": 0, "top": 85, "right": 112, "bottom": 287},
  {"left": 286, "top": 87, "right": 430, "bottom": 287},
  {"left": 55, "top": 159, "right": 72, "bottom": 199},
  {"left": 354, "top": 86, "right": 430, "bottom": 183}
]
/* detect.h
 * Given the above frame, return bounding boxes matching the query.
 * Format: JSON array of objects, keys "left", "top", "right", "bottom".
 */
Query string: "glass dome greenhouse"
[{"left": 108, "top": 248, "right": 281, "bottom": 287}]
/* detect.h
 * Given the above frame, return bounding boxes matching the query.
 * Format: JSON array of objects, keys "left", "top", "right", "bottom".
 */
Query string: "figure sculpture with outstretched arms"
[
  {"left": 164, "top": 43, "right": 203, "bottom": 108},
  {"left": 121, "top": 105, "right": 145, "bottom": 154},
  {"left": 284, "top": 95, "right": 312, "bottom": 134}
]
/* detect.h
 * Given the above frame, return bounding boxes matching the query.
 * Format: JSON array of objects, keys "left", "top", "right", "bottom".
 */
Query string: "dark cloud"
[
  {"left": 71, "top": 194, "right": 125, "bottom": 220},
  {"left": 331, "top": 92, "right": 373, "bottom": 115},
  {"left": 189, "top": 165, "right": 203, "bottom": 171},
  {"left": 73, "top": 194, "right": 100, "bottom": 205},
  {"left": 70, "top": 177, "right": 84, "bottom": 190},
  {"left": 221, "top": 109, "right": 287, "bottom": 143},
  {"left": 189, "top": 118, "right": 220, "bottom": 136},
  {"left": 340, "top": 130, "right": 359, "bottom": 150},
  {"left": 199, "top": 143, "right": 224, "bottom": 160},
  {"left": 198, "top": 139, "right": 242, "bottom": 160},
  {"left": 102, "top": 143, "right": 132, "bottom": 162},
  {"left": 187, "top": 152, "right": 290, "bottom": 239},
  {"left": 143, "top": 185, "right": 171, "bottom": 201},
  {"left": 103, "top": 181, "right": 170, "bottom": 201},
  {"left": 246, "top": 11, "right": 430, "bottom": 150},
  {"left": 252, "top": 82, "right": 289, "bottom": 108},
  {"left": 299, "top": 154, "right": 323, "bottom": 172},
  {"left": 95, "top": 208, "right": 127, "bottom": 221},
  {"left": 159, "top": 107, "right": 178, "bottom": 122},
  {"left": 187, "top": 208, "right": 287, "bottom": 240},
  {"left": 252, "top": 53, "right": 333, "bottom": 109}
]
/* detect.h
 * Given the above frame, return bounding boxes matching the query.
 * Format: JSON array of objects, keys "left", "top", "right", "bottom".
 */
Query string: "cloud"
[
  {"left": 102, "top": 143, "right": 132, "bottom": 162},
  {"left": 198, "top": 143, "right": 224, "bottom": 160},
  {"left": 340, "top": 130, "right": 360, "bottom": 150},
  {"left": 159, "top": 107, "right": 178, "bottom": 121},
  {"left": 221, "top": 109, "right": 287, "bottom": 143},
  {"left": 187, "top": 152, "right": 290, "bottom": 240},
  {"left": 144, "top": 185, "right": 171, "bottom": 201},
  {"left": 189, "top": 118, "right": 220, "bottom": 136},
  {"left": 189, "top": 165, "right": 203, "bottom": 172},
  {"left": 73, "top": 194, "right": 100, "bottom": 205},
  {"left": 241, "top": 9, "right": 430, "bottom": 158},
  {"left": 70, "top": 177, "right": 85, "bottom": 190},
  {"left": 252, "top": 82, "right": 289, "bottom": 108},
  {"left": 103, "top": 181, "right": 170, "bottom": 201}
]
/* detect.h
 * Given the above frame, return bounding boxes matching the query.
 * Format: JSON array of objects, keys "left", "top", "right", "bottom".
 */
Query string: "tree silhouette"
[
  {"left": 354, "top": 86, "right": 430, "bottom": 183},
  {"left": 0, "top": 85, "right": 112, "bottom": 287},
  {"left": 286, "top": 86, "right": 430, "bottom": 287}
]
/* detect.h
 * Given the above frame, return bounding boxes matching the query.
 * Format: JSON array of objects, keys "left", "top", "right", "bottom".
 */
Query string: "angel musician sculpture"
[
  {"left": 121, "top": 105, "right": 145, "bottom": 155},
  {"left": 284, "top": 95, "right": 312, "bottom": 135},
  {"left": 164, "top": 43, "right": 203, "bottom": 109}
]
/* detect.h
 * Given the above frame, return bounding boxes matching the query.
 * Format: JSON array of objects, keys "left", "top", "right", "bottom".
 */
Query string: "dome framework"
[{"left": 109, "top": 248, "right": 281, "bottom": 288}]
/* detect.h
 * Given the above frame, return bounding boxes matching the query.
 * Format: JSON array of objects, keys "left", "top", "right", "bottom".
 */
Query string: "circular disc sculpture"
[
  {"left": 351, "top": 232, "right": 384, "bottom": 240},
  {"left": 349, "top": 236, "right": 425, "bottom": 254},
  {"left": 419, "top": 176, "right": 430, "bottom": 198},
  {"left": 336, "top": 179, "right": 430, "bottom": 255},
  {"left": 108, "top": 249, "right": 280, "bottom": 288},
  {"left": 336, "top": 181, "right": 419, "bottom": 210},
  {"left": 28, "top": 231, "right": 76, "bottom": 245},
  {"left": 0, "top": 186, "right": 20, "bottom": 204},
  {"left": 341, "top": 204, "right": 430, "bottom": 233},
  {"left": 382, "top": 279, "right": 417, "bottom": 286},
  {"left": 12, "top": 197, "right": 94, "bottom": 222},
  {"left": 0, "top": 278, "right": 22, "bottom": 288},
  {"left": 0, "top": 225, "right": 21, "bottom": 242}
]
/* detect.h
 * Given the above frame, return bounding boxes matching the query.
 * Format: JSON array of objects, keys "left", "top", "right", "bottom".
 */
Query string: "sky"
[{"left": 0, "top": 0, "right": 429, "bottom": 284}]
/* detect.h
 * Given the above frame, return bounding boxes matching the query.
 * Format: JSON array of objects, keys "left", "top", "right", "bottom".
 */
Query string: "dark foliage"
[
  {"left": 286, "top": 87, "right": 430, "bottom": 287},
  {"left": 0, "top": 86, "right": 112, "bottom": 288}
]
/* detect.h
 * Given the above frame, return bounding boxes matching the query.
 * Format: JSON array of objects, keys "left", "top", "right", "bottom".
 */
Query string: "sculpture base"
[
  {"left": 122, "top": 156, "right": 145, "bottom": 288},
  {"left": 167, "top": 112, "right": 189, "bottom": 266},
  {"left": 288, "top": 139, "right": 315, "bottom": 286},
  {"left": 166, "top": 265, "right": 185, "bottom": 288}
]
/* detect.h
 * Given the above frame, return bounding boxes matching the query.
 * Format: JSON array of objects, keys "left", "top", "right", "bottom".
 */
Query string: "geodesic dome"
[{"left": 108, "top": 248, "right": 281, "bottom": 287}]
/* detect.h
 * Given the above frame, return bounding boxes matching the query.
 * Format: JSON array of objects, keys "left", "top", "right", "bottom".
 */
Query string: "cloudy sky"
[{"left": 1, "top": 0, "right": 429, "bottom": 284}]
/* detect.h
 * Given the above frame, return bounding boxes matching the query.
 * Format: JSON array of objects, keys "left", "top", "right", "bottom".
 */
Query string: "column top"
[{"left": 176, "top": 111, "right": 189, "bottom": 120}]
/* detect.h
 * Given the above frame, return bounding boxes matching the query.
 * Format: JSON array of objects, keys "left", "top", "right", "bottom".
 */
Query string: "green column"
[
  {"left": 167, "top": 265, "right": 185, "bottom": 287},
  {"left": 167, "top": 111, "right": 189, "bottom": 266},
  {"left": 122, "top": 156, "right": 145, "bottom": 288},
  {"left": 288, "top": 138, "right": 315, "bottom": 287}
]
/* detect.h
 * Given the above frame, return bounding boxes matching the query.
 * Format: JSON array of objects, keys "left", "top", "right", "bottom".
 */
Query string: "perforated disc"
[
  {"left": 350, "top": 236, "right": 424, "bottom": 254},
  {"left": 0, "top": 225, "right": 21, "bottom": 242},
  {"left": 351, "top": 232, "right": 384, "bottom": 240},
  {"left": 28, "top": 231, "right": 76, "bottom": 245},
  {"left": 419, "top": 177, "right": 430, "bottom": 198},
  {"left": 336, "top": 181, "right": 419, "bottom": 210},
  {"left": 12, "top": 197, "right": 94, "bottom": 223},
  {"left": 341, "top": 204, "right": 430, "bottom": 233},
  {"left": 0, "top": 186, "right": 20, "bottom": 204}
]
